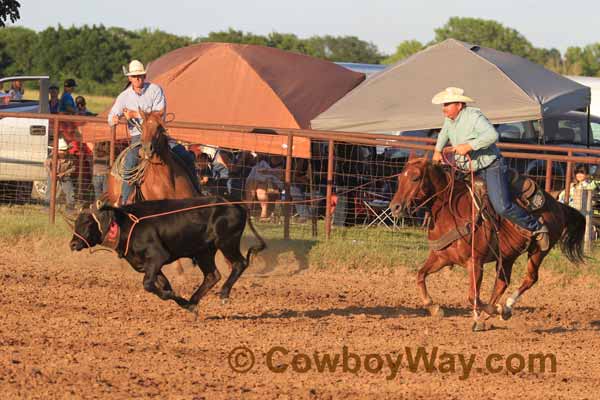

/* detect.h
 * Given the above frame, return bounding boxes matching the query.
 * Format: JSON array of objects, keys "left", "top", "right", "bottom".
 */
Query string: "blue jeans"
[
  {"left": 46, "top": 175, "right": 74, "bottom": 206},
  {"left": 121, "top": 135, "right": 141, "bottom": 204},
  {"left": 477, "top": 157, "right": 540, "bottom": 232},
  {"left": 93, "top": 175, "right": 108, "bottom": 199},
  {"left": 291, "top": 185, "right": 311, "bottom": 218},
  {"left": 122, "top": 137, "right": 200, "bottom": 203}
]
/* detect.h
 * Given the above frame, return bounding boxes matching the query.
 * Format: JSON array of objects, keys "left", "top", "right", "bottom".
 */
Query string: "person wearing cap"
[
  {"left": 108, "top": 59, "right": 199, "bottom": 205},
  {"left": 431, "top": 87, "right": 549, "bottom": 251},
  {"left": 59, "top": 79, "right": 77, "bottom": 114},
  {"left": 49, "top": 83, "right": 60, "bottom": 114}
]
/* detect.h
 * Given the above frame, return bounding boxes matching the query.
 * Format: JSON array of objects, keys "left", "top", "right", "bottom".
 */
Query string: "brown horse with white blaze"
[
  {"left": 389, "top": 158, "right": 585, "bottom": 330},
  {"left": 105, "top": 111, "right": 198, "bottom": 204}
]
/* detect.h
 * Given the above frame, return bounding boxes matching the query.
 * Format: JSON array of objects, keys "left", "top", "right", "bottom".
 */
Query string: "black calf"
[{"left": 69, "top": 197, "right": 266, "bottom": 312}]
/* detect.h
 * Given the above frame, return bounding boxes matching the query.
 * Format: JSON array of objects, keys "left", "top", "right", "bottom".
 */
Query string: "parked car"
[
  {"left": 0, "top": 76, "right": 50, "bottom": 202},
  {"left": 497, "top": 111, "right": 600, "bottom": 183}
]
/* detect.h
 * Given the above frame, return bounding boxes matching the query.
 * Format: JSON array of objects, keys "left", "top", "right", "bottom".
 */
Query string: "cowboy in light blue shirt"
[
  {"left": 108, "top": 60, "right": 197, "bottom": 205},
  {"left": 431, "top": 87, "right": 549, "bottom": 251}
]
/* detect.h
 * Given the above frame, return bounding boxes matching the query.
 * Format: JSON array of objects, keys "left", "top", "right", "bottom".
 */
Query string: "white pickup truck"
[{"left": 0, "top": 76, "right": 50, "bottom": 202}]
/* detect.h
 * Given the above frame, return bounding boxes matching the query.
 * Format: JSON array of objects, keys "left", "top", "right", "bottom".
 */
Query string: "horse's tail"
[
  {"left": 245, "top": 211, "right": 267, "bottom": 264},
  {"left": 558, "top": 203, "right": 586, "bottom": 264}
]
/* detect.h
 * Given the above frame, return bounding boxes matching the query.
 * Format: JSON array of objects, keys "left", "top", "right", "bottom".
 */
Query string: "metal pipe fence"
[{"left": 1, "top": 112, "right": 599, "bottom": 246}]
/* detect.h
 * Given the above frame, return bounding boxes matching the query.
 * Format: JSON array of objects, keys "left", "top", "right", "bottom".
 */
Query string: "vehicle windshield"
[{"left": 543, "top": 117, "right": 587, "bottom": 145}]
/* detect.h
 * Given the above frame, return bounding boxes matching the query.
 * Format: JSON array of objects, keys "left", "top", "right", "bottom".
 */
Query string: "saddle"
[
  {"left": 468, "top": 168, "right": 546, "bottom": 212},
  {"left": 428, "top": 168, "right": 542, "bottom": 252}
]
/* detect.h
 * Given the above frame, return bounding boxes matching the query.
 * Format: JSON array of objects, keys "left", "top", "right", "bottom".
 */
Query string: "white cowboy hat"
[
  {"left": 58, "top": 137, "right": 69, "bottom": 151},
  {"left": 123, "top": 60, "right": 147, "bottom": 76},
  {"left": 431, "top": 87, "right": 474, "bottom": 105}
]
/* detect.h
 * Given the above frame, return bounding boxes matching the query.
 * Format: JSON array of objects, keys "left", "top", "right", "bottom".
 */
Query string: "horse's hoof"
[
  {"left": 428, "top": 304, "right": 444, "bottom": 318},
  {"left": 501, "top": 307, "right": 513, "bottom": 321},
  {"left": 472, "top": 320, "right": 487, "bottom": 332}
]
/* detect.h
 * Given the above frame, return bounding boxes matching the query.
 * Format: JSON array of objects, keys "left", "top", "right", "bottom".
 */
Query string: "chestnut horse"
[
  {"left": 105, "top": 111, "right": 199, "bottom": 275},
  {"left": 389, "top": 158, "right": 585, "bottom": 330},
  {"left": 105, "top": 111, "right": 198, "bottom": 204}
]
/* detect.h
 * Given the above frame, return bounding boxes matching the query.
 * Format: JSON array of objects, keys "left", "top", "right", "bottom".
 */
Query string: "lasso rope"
[{"left": 111, "top": 142, "right": 149, "bottom": 186}]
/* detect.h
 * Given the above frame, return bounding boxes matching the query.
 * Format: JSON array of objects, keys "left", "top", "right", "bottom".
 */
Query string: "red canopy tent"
[{"left": 81, "top": 43, "right": 365, "bottom": 158}]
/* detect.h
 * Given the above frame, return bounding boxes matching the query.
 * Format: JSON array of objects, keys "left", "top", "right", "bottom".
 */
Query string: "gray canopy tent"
[{"left": 311, "top": 39, "right": 591, "bottom": 133}]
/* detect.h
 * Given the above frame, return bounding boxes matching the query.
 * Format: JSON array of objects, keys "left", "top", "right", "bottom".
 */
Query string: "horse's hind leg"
[
  {"left": 502, "top": 250, "right": 547, "bottom": 319},
  {"left": 417, "top": 252, "right": 452, "bottom": 316}
]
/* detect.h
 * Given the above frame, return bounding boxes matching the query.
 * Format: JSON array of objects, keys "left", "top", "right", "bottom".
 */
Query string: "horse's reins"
[{"left": 441, "top": 148, "right": 480, "bottom": 317}]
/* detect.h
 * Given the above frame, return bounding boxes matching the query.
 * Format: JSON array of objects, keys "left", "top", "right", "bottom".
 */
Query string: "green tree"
[
  {"left": 126, "top": 28, "right": 193, "bottom": 65},
  {"left": 564, "top": 46, "right": 585, "bottom": 75},
  {"left": 199, "top": 28, "right": 269, "bottom": 46},
  {"left": 434, "top": 17, "right": 536, "bottom": 60},
  {"left": 0, "top": 0, "right": 20, "bottom": 27},
  {"left": 305, "top": 35, "right": 383, "bottom": 63},
  {"left": 0, "top": 26, "right": 36, "bottom": 75},
  {"left": 565, "top": 44, "right": 600, "bottom": 76},
  {"left": 383, "top": 39, "right": 423, "bottom": 64},
  {"left": 31, "top": 25, "right": 130, "bottom": 95},
  {"left": 266, "top": 32, "right": 308, "bottom": 54}
]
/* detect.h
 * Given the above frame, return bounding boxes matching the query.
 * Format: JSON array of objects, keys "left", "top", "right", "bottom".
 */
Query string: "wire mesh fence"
[{"left": 2, "top": 112, "right": 600, "bottom": 245}]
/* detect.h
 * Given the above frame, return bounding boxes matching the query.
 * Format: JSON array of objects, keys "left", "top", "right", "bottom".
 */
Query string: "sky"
[{"left": 13, "top": 0, "right": 600, "bottom": 55}]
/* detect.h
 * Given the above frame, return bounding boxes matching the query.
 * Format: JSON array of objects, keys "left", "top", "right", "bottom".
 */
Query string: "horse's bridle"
[{"left": 403, "top": 162, "right": 452, "bottom": 214}]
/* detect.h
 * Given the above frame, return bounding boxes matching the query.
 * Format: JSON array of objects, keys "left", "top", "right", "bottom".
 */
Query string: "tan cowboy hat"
[
  {"left": 431, "top": 87, "right": 474, "bottom": 104},
  {"left": 123, "top": 60, "right": 147, "bottom": 76}
]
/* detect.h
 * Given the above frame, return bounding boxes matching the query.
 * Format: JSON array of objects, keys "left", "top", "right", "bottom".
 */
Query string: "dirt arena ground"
[{"left": 1, "top": 237, "right": 599, "bottom": 399}]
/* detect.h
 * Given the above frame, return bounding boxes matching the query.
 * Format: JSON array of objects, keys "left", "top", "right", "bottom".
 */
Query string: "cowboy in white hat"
[
  {"left": 45, "top": 137, "right": 76, "bottom": 209},
  {"left": 107, "top": 59, "right": 199, "bottom": 205},
  {"left": 431, "top": 87, "right": 549, "bottom": 251}
]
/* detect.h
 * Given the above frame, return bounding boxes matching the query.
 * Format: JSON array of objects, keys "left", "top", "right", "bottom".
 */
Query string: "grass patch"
[
  {"left": 0, "top": 205, "right": 71, "bottom": 239},
  {"left": 25, "top": 90, "right": 114, "bottom": 115},
  {"left": 1, "top": 206, "right": 599, "bottom": 277}
]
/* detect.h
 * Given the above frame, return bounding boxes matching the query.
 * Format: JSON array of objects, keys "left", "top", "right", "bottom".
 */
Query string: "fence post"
[
  {"left": 49, "top": 116, "right": 59, "bottom": 224},
  {"left": 307, "top": 161, "right": 317, "bottom": 238},
  {"left": 283, "top": 134, "right": 293, "bottom": 240},
  {"left": 77, "top": 135, "right": 84, "bottom": 201},
  {"left": 325, "top": 139, "right": 334, "bottom": 240},
  {"left": 544, "top": 159, "right": 553, "bottom": 192},
  {"left": 109, "top": 125, "right": 116, "bottom": 167},
  {"left": 564, "top": 155, "right": 573, "bottom": 205}
]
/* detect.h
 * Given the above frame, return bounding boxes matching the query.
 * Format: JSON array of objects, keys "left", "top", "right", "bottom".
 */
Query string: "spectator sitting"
[
  {"left": 59, "top": 79, "right": 77, "bottom": 114},
  {"left": 49, "top": 83, "right": 60, "bottom": 113},
  {"left": 7, "top": 80, "right": 24, "bottom": 100},
  {"left": 245, "top": 155, "right": 284, "bottom": 220},
  {"left": 75, "top": 95, "right": 96, "bottom": 116},
  {"left": 559, "top": 164, "right": 598, "bottom": 207}
]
